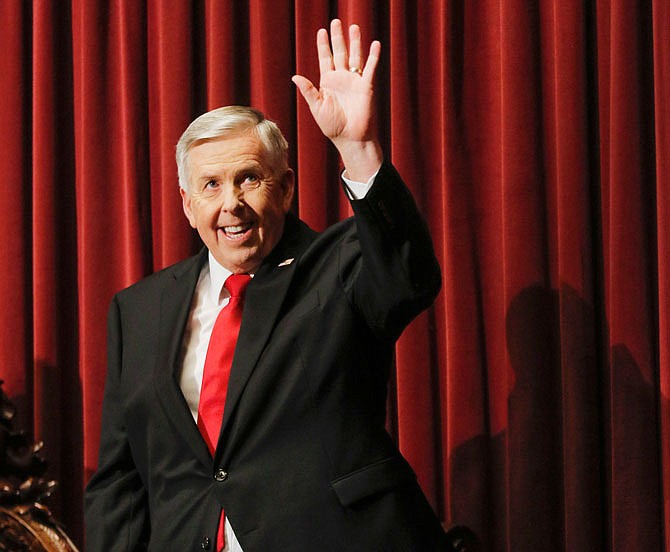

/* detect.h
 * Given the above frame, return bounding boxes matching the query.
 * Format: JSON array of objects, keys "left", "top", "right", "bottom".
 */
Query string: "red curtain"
[{"left": 1, "top": 1, "right": 668, "bottom": 550}]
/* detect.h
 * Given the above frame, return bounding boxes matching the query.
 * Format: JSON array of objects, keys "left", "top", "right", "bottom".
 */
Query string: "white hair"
[{"left": 175, "top": 106, "right": 289, "bottom": 191}]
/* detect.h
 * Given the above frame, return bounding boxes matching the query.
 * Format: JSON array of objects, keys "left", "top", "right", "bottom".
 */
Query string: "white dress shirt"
[{"left": 178, "top": 171, "right": 375, "bottom": 551}]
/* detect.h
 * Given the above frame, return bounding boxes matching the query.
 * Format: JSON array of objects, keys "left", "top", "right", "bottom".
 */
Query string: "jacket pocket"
[{"left": 330, "top": 456, "right": 417, "bottom": 507}]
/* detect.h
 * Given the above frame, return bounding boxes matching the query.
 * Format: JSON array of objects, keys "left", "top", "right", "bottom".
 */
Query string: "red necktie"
[{"left": 197, "top": 273, "right": 251, "bottom": 551}]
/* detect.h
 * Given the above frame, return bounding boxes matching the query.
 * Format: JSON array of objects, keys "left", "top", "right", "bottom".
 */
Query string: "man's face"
[{"left": 181, "top": 132, "right": 294, "bottom": 273}]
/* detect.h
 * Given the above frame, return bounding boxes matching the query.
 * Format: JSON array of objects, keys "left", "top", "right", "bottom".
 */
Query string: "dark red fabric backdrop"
[{"left": 1, "top": 1, "right": 668, "bottom": 550}]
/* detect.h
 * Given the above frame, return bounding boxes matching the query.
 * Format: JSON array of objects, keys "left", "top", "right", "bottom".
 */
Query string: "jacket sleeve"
[
  {"left": 344, "top": 161, "right": 442, "bottom": 341},
  {"left": 84, "top": 295, "right": 150, "bottom": 551}
]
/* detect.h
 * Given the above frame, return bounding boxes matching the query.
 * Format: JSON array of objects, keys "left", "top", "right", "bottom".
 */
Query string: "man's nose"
[{"left": 220, "top": 183, "right": 244, "bottom": 212}]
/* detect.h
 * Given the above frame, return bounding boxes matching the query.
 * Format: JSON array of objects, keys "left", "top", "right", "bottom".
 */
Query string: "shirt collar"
[
  {"left": 206, "top": 252, "right": 255, "bottom": 304},
  {"left": 207, "top": 252, "right": 233, "bottom": 305}
]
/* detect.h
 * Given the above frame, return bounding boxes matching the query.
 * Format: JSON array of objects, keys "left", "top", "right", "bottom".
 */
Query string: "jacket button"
[
  {"left": 200, "top": 536, "right": 211, "bottom": 549},
  {"left": 214, "top": 468, "right": 228, "bottom": 482}
]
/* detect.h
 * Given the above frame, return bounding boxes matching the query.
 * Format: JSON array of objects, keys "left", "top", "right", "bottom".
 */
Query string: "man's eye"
[
  {"left": 241, "top": 174, "right": 260, "bottom": 188},
  {"left": 205, "top": 180, "right": 219, "bottom": 189}
]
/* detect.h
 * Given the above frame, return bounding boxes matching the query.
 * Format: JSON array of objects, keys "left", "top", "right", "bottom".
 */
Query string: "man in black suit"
[{"left": 85, "top": 20, "right": 448, "bottom": 551}]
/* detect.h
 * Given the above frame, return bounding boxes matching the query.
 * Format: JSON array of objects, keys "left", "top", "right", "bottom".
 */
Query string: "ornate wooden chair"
[{"left": 0, "top": 381, "right": 78, "bottom": 551}]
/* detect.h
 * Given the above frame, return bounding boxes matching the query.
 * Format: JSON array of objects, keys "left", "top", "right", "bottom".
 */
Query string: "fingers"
[
  {"left": 291, "top": 75, "right": 319, "bottom": 105},
  {"left": 362, "top": 40, "right": 381, "bottom": 80},
  {"left": 348, "top": 24, "right": 362, "bottom": 72},
  {"left": 316, "top": 28, "right": 334, "bottom": 76},
  {"left": 330, "top": 19, "right": 348, "bottom": 71},
  {"left": 291, "top": 75, "right": 322, "bottom": 116},
  {"left": 307, "top": 19, "right": 379, "bottom": 83}
]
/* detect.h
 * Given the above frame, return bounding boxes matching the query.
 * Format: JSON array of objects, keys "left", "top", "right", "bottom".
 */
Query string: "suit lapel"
[
  {"left": 153, "top": 249, "right": 213, "bottom": 469},
  {"left": 217, "top": 216, "right": 316, "bottom": 448}
]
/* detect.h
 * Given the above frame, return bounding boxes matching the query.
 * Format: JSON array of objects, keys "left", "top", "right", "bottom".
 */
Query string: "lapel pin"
[{"left": 278, "top": 258, "right": 295, "bottom": 267}]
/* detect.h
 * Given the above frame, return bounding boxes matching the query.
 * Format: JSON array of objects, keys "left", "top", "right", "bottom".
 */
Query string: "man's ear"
[
  {"left": 281, "top": 169, "right": 295, "bottom": 213},
  {"left": 180, "top": 188, "right": 197, "bottom": 228}
]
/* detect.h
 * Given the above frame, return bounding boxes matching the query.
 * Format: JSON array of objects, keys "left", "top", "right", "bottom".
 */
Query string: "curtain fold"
[
  {"left": 597, "top": 1, "right": 662, "bottom": 549},
  {"left": 654, "top": 0, "right": 670, "bottom": 546},
  {"left": 147, "top": 0, "right": 199, "bottom": 269},
  {"left": 1, "top": 2, "right": 667, "bottom": 549},
  {"left": 1, "top": 1, "right": 30, "bottom": 420}
]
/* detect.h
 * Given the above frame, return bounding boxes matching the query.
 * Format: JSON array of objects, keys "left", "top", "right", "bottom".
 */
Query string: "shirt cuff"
[{"left": 341, "top": 168, "right": 380, "bottom": 200}]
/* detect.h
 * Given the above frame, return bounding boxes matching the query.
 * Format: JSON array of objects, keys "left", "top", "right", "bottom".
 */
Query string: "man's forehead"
[{"left": 189, "top": 134, "right": 269, "bottom": 172}]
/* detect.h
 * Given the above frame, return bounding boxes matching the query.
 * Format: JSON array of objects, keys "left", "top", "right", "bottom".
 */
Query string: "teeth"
[{"left": 223, "top": 223, "right": 251, "bottom": 235}]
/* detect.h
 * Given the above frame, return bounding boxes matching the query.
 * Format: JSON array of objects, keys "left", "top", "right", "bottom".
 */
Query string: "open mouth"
[{"left": 221, "top": 222, "right": 254, "bottom": 240}]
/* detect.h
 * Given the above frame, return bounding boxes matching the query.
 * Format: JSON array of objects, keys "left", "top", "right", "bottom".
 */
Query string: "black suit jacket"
[{"left": 85, "top": 163, "right": 448, "bottom": 551}]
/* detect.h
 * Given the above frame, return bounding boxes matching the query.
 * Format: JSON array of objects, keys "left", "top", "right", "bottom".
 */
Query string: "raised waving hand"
[{"left": 292, "top": 19, "right": 383, "bottom": 181}]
